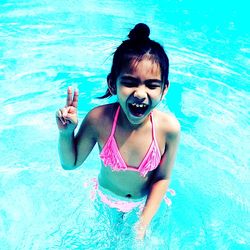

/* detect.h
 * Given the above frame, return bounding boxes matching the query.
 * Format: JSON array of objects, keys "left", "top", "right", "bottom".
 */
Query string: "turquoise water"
[{"left": 0, "top": 0, "right": 249, "bottom": 249}]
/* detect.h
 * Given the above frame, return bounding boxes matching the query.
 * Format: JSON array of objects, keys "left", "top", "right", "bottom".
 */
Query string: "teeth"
[{"left": 132, "top": 103, "right": 146, "bottom": 108}]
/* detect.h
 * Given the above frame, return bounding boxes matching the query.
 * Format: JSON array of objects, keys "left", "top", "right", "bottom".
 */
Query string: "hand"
[
  {"left": 134, "top": 221, "right": 147, "bottom": 240},
  {"left": 56, "top": 86, "right": 79, "bottom": 133}
]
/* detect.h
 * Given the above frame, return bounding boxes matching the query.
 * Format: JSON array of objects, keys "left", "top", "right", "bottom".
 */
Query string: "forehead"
[{"left": 121, "top": 57, "right": 161, "bottom": 79}]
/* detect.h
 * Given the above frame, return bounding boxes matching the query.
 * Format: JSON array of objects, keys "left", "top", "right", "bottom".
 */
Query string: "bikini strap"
[
  {"left": 150, "top": 112, "right": 157, "bottom": 140},
  {"left": 110, "top": 105, "right": 120, "bottom": 136},
  {"left": 111, "top": 106, "right": 156, "bottom": 140}
]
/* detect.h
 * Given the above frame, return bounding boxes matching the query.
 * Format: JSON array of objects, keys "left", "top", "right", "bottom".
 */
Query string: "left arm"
[{"left": 136, "top": 126, "right": 180, "bottom": 238}]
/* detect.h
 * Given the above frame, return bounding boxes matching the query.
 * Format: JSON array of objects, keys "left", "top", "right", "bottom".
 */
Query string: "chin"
[{"left": 126, "top": 111, "right": 150, "bottom": 125}]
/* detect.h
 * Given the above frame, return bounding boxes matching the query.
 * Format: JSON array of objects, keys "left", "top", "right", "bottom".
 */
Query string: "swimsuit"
[
  {"left": 83, "top": 178, "right": 176, "bottom": 213},
  {"left": 90, "top": 178, "right": 145, "bottom": 213},
  {"left": 85, "top": 107, "right": 175, "bottom": 212},
  {"left": 100, "top": 105, "right": 161, "bottom": 177}
]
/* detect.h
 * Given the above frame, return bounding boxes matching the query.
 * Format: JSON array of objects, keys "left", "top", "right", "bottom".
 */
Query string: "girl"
[{"left": 56, "top": 23, "right": 180, "bottom": 239}]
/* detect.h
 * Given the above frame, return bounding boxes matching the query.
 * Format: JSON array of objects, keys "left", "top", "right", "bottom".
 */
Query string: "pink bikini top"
[{"left": 99, "top": 105, "right": 161, "bottom": 177}]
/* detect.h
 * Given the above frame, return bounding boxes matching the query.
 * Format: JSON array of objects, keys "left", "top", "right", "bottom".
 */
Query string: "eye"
[
  {"left": 146, "top": 83, "right": 161, "bottom": 90},
  {"left": 120, "top": 81, "right": 138, "bottom": 87}
]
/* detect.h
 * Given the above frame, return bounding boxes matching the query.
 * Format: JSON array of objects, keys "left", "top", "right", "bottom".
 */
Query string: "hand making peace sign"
[{"left": 56, "top": 86, "right": 79, "bottom": 132}]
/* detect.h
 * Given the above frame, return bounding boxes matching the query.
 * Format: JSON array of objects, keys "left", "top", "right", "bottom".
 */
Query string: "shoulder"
[
  {"left": 86, "top": 103, "right": 117, "bottom": 123},
  {"left": 82, "top": 103, "right": 118, "bottom": 133},
  {"left": 153, "top": 109, "right": 181, "bottom": 141}
]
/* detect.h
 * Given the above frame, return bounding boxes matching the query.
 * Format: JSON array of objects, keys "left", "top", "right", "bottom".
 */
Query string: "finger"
[
  {"left": 65, "top": 116, "right": 74, "bottom": 124},
  {"left": 61, "top": 107, "right": 77, "bottom": 124},
  {"left": 66, "top": 86, "right": 73, "bottom": 107},
  {"left": 59, "top": 109, "right": 68, "bottom": 124},
  {"left": 72, "top": 88, "right": 79, "bottom": 108},
  {"left": 56, "top": 110, "right": 66, "bottom": 124},
  {"left": 57, "top": 107, "right": 66, "bottom": 118},
  {"left": 56, "top": 109, "right": 63, "bottom": 119}
]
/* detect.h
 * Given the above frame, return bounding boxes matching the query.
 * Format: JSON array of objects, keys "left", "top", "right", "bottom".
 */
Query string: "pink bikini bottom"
[{"left": 83, "top": 178, "right": 175, "bottom": 213}]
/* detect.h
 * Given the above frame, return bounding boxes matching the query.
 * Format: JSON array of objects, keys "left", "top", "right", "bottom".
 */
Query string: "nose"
[{"left": 133, "top": 84, "right": 147, "bottom": 99}]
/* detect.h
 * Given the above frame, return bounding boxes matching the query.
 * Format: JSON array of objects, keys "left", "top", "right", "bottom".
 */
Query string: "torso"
[{"left": 91, "top": 103, "right": 169, "bottom": 198}]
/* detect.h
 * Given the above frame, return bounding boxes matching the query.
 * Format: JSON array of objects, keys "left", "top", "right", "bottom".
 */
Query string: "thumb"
[{"left": 65, "top": 112, "right": 78, "bottom": 124}]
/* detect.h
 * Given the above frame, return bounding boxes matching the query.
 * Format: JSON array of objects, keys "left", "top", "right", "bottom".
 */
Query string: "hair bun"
[{"left": 128, "top": 23, "right": 150, "bottom": 42}]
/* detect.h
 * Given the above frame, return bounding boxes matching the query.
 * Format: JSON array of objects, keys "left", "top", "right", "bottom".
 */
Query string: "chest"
[{"left": 98, "top": 119, "right": 166, "bottom": 167}]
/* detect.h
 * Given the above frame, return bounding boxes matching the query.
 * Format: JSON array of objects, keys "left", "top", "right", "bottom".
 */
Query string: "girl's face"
[{"left": 114, "top": 58, "right": 168, "bottom": 126}]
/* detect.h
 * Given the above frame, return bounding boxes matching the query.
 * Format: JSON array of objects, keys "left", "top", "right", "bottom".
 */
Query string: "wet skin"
[
  {"left": 98, "top": 59, "right": 168, "bottom": 198},
  {"left": 57, "top": 59, "right": 174, "bottom": 199}
]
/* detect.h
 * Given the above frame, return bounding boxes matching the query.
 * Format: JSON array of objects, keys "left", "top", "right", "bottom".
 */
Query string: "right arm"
[{"left": 56, "top": 87, "right": 97, "bottom": 170}]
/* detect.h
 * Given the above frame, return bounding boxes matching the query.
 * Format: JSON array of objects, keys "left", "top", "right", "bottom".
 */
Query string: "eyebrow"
[{"left": 120, "top": 75, "right": 162, "bottom": 84}]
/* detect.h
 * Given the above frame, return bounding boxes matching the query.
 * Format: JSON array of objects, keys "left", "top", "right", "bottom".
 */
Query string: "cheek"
[
  {"left": 117, "top": 85, "right": 131, "bottom": 97},
  {"left": 150, "top": 89, "right": 163, "bottom": 100}
]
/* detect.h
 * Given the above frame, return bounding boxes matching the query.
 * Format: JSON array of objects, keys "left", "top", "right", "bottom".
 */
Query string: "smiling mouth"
[{"left": 128, "top": 103, "right": 149, "bottom": 117}]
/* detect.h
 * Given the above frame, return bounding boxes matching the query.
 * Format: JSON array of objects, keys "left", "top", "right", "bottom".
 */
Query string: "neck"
[{"left": 118, "top": 105, "right": 150, "bottom": 131}]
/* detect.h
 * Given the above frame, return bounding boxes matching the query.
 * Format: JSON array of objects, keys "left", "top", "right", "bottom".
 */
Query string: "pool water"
[{"left": 0, "top": 0, "right": 249, "bottom": 249}]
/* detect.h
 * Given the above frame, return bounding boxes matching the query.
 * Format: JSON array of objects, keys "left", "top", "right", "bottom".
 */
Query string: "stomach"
[{"left": 98, "top": 165, "right": 152, "bottom": 198}]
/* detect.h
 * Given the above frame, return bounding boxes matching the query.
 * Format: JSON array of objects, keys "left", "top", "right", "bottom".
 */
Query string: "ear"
[
  {"left": 161, "top": 80, "right": 170, "bottom": 100},
  {"left": 108, "top": 79, "right": 117, "bottom": 95}
]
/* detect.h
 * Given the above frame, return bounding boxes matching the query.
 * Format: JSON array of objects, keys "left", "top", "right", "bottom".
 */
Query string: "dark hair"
[{"left": 99, "top": 23, "right": 169, "bottom": 99}]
